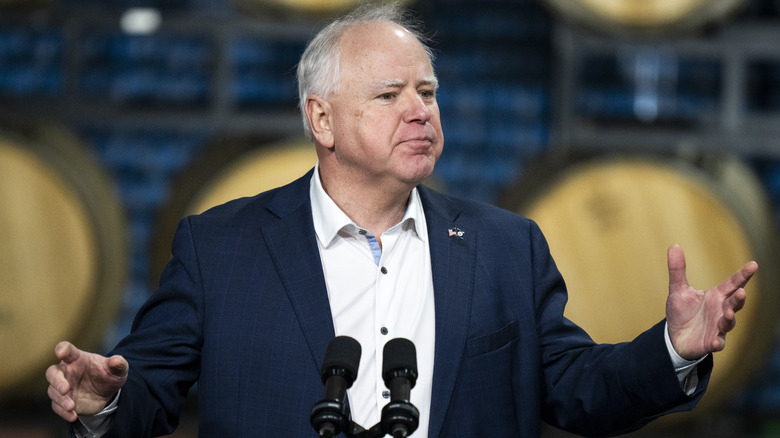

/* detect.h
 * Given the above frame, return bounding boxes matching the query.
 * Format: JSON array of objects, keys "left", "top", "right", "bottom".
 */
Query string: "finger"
[
  {"left": 711, "top": 336, "right": 726, "bottom": 353},
  {"left": 54, "top": 341, "right": 81, "bottom": 364},
  {"left": 44, "top": 365, "right": 70, "bottom": 394},
  {"left": 47, "top": 383, "right": 73, "bottom": 409},
  {"left": 719, "top": 261, "right": 758, "bottom": 296},
  {"left": 719, "top": 309, "right": 737, "bottom": 333},
  {"left": 727, "top": 288, "right": 747, "bottom": 313},
  {"left": 47, "top": 382, "right": 78, "bottom": 422},
  {"left": 667, "top": 244, "right": 688, "bottom": 289},
  {"left": 50, "top": 397, "right": 78, "bottom": 423}
]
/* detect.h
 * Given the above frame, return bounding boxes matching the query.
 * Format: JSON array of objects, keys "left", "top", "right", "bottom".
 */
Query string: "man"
[{"left": 46, "top": 3, "right": 757, "bottom": 437}]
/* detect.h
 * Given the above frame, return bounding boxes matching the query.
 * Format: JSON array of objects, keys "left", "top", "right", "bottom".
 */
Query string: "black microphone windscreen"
[
  {"left": 382, "top": 338, "right": 417, "bottom": 383},
  {"left": 321, "top": 336, "right": 361, "bottom": 384}
]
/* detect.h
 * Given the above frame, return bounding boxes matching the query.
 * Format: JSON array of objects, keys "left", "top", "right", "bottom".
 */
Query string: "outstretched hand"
[
  {"left": 665, "top": 244, "right": 758, "bottom": 361},
  {"left": 45, "top": 341, "right": 128, "bottom": 422}
]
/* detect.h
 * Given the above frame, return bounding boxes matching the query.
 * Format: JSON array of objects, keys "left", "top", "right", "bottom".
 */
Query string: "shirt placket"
[{"left": 373, "top": 228, "right": 399, "bottom": 409}]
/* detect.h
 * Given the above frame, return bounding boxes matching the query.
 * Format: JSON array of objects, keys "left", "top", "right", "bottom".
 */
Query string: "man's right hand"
[{"left": 45, "top": 341, "right": 129, "bottom": 422}]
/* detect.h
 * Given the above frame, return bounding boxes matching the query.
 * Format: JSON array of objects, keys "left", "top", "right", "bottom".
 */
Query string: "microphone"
[
  {"left": 381, "top": 338, "right": 419, "bottom": 438},
  {"left": 311, "top": 336, "right": 362, "bottom": 438}
]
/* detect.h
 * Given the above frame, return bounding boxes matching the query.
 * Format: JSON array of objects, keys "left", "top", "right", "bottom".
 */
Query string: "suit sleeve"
[
  {"left": 103, "top": 217, "right": 205, "bottom": 437},
  {"left": 530, "top": 220, "right": 713, "bottom": 436}
]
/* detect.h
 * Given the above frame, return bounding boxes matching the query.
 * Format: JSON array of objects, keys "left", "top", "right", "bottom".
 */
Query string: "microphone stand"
[
  {"left": 311, "top": 398, "right": 418, "bottom": 438},
  {"left": 340, "top": 398, "right": 419, "bottom": 438},
  {"left": 343, "top": 420, "right": 385, "bottom": 438}
]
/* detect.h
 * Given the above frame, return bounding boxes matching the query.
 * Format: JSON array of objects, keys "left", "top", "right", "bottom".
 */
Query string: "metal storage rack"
[
  {"left": 0, "top": 6, "right": 315, "bottom": 136},
  {"left": 552, "top": 21, "right": 780, "bottom": 158}
]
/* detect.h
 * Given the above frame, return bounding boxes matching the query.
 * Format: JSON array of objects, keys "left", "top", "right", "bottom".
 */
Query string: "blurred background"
[{"left": 2, "top": 0, "right": 780, "bottom": 436}]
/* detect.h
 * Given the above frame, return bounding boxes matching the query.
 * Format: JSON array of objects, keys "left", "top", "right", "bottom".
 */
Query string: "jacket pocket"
[{"left": 466, "top": 320, "right": 520, "bottom": 357}]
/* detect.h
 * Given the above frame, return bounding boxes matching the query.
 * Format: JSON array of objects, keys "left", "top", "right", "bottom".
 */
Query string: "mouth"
[
  {"left": 399, "top": 133, "right": 437, "bottom": 148},
  {"left": 401, "top": 137, "right": 433, "bottom": 146},
  {"left": 398, "top": 139, "right": 437, "bottom": 157},
  {"left": 397, "top": 124, "right": 440, "bottom": 153}
]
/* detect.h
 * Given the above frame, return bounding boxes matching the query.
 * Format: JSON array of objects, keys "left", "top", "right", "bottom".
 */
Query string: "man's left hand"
[{"left": 665, "top": 244, "right": 758, "bottom": 361}]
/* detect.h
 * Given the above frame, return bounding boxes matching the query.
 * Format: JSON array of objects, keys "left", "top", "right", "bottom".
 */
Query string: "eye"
[
  {"left": 377, "top": 92, "right": 396, "bottom": 100},
  {"left": 419, "top": 89, "right": 436, "bottom": 100}
]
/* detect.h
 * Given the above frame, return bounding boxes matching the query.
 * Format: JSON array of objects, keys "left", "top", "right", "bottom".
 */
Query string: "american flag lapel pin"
[{"left": 448, "top": 227, "right": 465, "bottom": 239}]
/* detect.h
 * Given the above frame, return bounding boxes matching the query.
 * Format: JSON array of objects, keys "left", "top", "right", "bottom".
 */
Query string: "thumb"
[
  {"left": 667, "top": 244, "right": 688, "bottom": 289},
  {"left": 106, "top": 355, "right": 129, "bottom": 379}
]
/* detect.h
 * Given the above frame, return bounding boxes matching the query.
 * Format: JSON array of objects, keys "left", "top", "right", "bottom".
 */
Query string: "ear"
[{"left": 305, "top": 95, "right": 334, "bottom": 149}]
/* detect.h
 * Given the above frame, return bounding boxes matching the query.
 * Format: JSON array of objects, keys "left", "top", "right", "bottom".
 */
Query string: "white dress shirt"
[{"left": 310, "top": 163, "right": 436, "bottom": 436}]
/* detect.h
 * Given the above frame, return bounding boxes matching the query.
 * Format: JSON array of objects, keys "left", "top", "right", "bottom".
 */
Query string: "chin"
[
  {"left": 405, "top": 170, "right": 435, "bottom": 187},
  {"left": 396, "top": 156, "right": 437, "bottom": 185}
]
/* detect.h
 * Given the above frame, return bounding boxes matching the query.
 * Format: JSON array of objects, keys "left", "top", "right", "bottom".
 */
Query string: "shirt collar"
[{"left": 309, "top": 162, "right": 427, "bottom": 248}]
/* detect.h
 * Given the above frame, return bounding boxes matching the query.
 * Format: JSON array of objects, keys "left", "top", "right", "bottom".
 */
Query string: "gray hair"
[{"left": 296, "top": 2, "right": 436, "bottom": 138}]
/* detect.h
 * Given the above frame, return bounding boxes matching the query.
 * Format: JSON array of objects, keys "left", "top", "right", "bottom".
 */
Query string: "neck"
[{"left": 318, "top": 166, "right": 412, "bottom": 239}]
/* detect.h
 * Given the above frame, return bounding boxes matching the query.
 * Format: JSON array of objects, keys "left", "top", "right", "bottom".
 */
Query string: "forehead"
[{"left": 338, "top": 21, "right": 432, "bottom": 77}]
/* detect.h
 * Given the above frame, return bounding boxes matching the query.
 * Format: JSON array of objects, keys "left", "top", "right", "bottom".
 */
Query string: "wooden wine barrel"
[
  {"left": 0, "top": 123, "right": 126, "bottom": 399},
  {"left": 499, "top": 151, "right": 778, "bottom": 413},
  {"left": 0, "top": 0, "right": 50, "bottom": 9},
  {"left": 150, "top": 136, "right": 318, "bottom": 287},
  {"left": 232, "top": 0, "right": 412, "bottom": 18},
  {"left": 542, "top": 0, "right": 747, "bottom": 38}
]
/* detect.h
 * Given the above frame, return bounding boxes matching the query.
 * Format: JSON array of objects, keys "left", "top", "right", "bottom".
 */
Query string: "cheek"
[
  {"left": 360, "top": 113, "right": 397, "bottom": 139},
  {"left": 433, "top": 118, "right": 445, "bottom": 153}
]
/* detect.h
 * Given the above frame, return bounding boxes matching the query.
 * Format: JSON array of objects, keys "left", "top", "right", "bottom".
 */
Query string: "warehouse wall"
[{"left": 2, "top": 0, "right": 780, "bottom": 436}]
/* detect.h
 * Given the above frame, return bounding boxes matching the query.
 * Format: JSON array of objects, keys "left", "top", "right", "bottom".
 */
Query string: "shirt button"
[
  {"left": 382, "top": 390, "right": 391, "bottom": 399},
  {"left": 380, "top": 327, "right": 388, "bottom": 335},
  {"left": 380, "top": 267, "right": 388, "bottom": 274},
  {"left": 359, "top": 229, "right": 367, "bottom": 235}
]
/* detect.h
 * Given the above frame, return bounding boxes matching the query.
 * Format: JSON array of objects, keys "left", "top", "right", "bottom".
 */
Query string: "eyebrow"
[
  {"left": 374, "top": 75, "right": 440, "bottom": 91},
  {"left": 422, "top": 75, "right": 440, "bottom": 89}
]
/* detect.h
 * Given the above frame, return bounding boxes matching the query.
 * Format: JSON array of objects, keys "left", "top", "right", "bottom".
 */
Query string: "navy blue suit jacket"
[{"left": 104, "top": 169, "right": 711, "bottom": 437}]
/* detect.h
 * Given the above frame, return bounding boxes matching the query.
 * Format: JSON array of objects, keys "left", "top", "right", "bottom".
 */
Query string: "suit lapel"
[
  {"left": 419, "top": 186, "right": 476, "bottom": 438},
  {"left": 261, "top": 170, "right": 336, "bottom": 373}
]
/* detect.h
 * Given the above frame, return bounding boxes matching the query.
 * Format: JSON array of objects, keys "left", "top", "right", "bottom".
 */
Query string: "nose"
[{"left": 403, "top": 92, "right": 433, "bottom": 125}]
